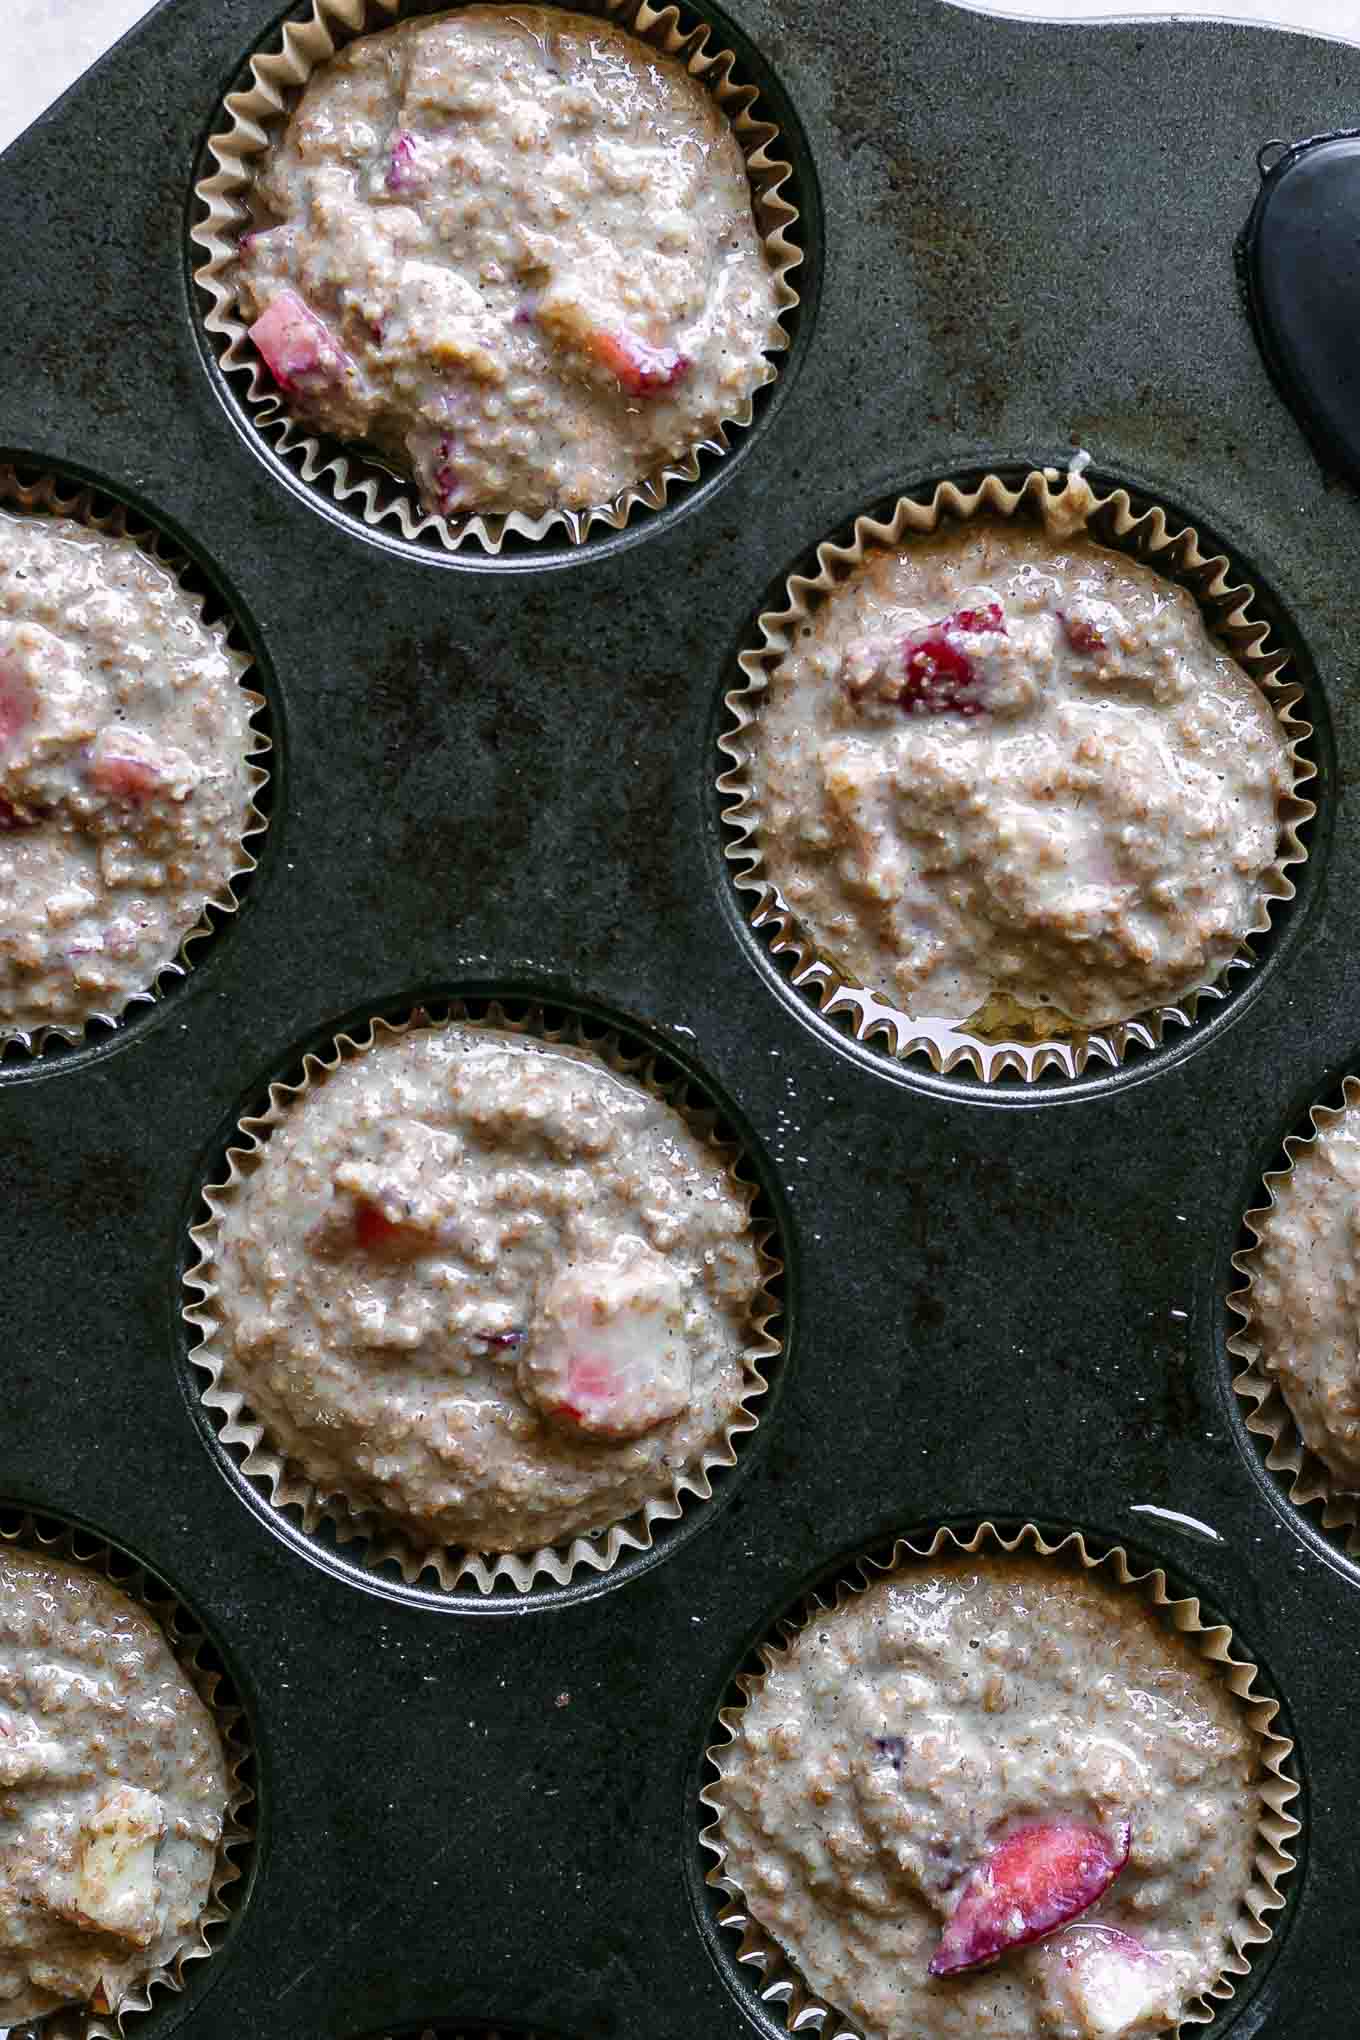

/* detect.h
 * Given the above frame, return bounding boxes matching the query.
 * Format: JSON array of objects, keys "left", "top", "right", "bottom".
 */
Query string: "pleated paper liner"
[
  {"left": 0, "top": 462, "right": 271, "bottom": 1060},
  {"left": 1228, "top": 1073, "right": 1360, "bottom": 1565},
  {"left": 718, "top": 465, "right": 1317, "bottom": 1086},
  {"left": 0, "top": 1503, "right": 256, "bottom": 2040},
  {"left": 183, "top": 995, "right": 784, "bottom": 1600},
  {"left": 190, "top": 0, "right": 802, "bottom": 557},
  {"left": 699, "top": 1520, "right": 1299, "bottom": 2040}
]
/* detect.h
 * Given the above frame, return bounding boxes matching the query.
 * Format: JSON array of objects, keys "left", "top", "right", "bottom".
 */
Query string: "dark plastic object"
[{"left": 1241, "top": 130, "right": 1360, "bottom": 485}]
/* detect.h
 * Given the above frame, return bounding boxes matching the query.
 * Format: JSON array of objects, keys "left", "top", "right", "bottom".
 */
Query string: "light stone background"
[{"left": 0, "top": 0, "right": 1355, "bottom": 155}]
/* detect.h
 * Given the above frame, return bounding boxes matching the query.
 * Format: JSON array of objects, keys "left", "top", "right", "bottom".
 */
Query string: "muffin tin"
[{"left": 2, "top": 0, "right": 1359, "bottom": 2034}]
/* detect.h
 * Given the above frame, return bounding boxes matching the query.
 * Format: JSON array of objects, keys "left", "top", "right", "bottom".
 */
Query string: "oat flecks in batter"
[
  {"left": 753, "top": 524, "right": 1292, "bottom": 1033},
  {"left": 0, "top": 1549, "right": 228, "bottom": 2024},
  {"left": 210, "top": 1025, "right": 761, "bottom": 1552},
  {"left": 237, "top": 6, "right": 783, "bottom": 520},
  {"left": 0, "top": 513, "right": 257, "bottom": 1038},
  {"left": 1244, "top": 1098, "right": 1360, "bottom": 1490},
  {"left": 713, "top": 1559, "right": 1258, "bottom": 2040}
]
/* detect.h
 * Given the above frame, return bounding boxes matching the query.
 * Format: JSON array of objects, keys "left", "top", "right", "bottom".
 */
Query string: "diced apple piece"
[
  {"left": 68, "top": 1786, "right": 164, "bottom": 1948},
  {"left": 518, "top": 1240, "right": 692, "bottom": 1439},
  {"left": 249, "top": 289, "right": 356, "bottom": 398},
  {"left": 929, "top": 1819, "right": 1131, "bottom": 1977},
  {"left": 1035, "top": 1925, "right": 1184, "bottom": 2039}
]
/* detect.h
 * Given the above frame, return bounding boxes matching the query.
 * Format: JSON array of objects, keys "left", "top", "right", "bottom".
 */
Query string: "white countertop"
[{"left": 0, "top": 0, "right": 1355, "bottom": 157}]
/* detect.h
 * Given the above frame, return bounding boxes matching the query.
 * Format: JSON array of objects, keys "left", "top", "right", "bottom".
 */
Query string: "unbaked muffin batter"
[
  {"left": 751, "top": 523, "right": 1292, "bottom": 1033},
  {"left": 237, "top": 6, "right": 783, "bottom": 519},
  {"left": 206, "top": 1023, "right": 762, "bottom": 1552},
  {"left": 0, "top": 512, "right": 258, "bottom": 1038},
  {"left": 1240, "top": 1096, "right": 1360, "bottom": 1490},
  {"left": 711, "top": 1559, "right": 1258, "bottom": 2040},
  {"left": 0, "top": 1547, "right": 228, "bottom": 2024}
]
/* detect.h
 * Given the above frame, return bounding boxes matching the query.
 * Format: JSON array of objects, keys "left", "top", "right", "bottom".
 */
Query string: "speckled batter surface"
[
  {"left": 1242, "top": 1095, "right": 1360, "bottom": 1489},
  {"left": 206, "top": 1023, "right": 763, "bottom": 1553},
  {"left": 236, "top": 5, "right": 782, "bottom": 520},
  {"left": 712, "top": 1558, "right": 1258, "bottom": 2040},
  {"left": 0, "top": 1547, "right": 228, "bottom": 2024},
  {"left": 0, "top": 511, "right": 258, "bottom": 1038},
  {"left": 751, "top": 523, "right": 1292, "bottom": 1033}
]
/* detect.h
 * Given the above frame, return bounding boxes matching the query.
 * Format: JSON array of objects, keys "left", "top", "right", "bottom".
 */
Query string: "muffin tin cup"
[
  {"left": 1228, "top": 1075, "right": 1360, "bottom": 1564},
  {"left": 0, "top": 1503, "right": 256, "bottom": 2040},
  {"left": 0, "top": 462, "right": 271, "bottom": 1059},
  {"left": 718, "top": 464, "right": 1317, "bottom": 1087},
  {"left": 190, "top": 0, "right": 802, "bottom": 559},
  {"left": 698, "top": 1518, "right": 1300, "bottom": 2040},
  {"left": 182, "top": 996, "right": 784, "bottom": 1600}
]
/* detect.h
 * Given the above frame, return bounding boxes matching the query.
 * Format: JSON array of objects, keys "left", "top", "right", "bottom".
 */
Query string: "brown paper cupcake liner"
[
  {"left": 700, "top": 1519, "right": 1299, "bottom": 2040},
  {"left": 0, "top": 463, "right": 271, "bottom": 1058},
  {"left": 190, "top": 0, "right": 801, "bottom": 556},
  {"left": 1228, "top": 1076, "right": 1360, "bottom": 1562},
  {"left": 183, "top": 996, "right": 783, "bottom": 1598},
  {"left": 0, "top": 1503, "right": 256, "bottom": 2040},
  {"left": 718, "top": 465, "right": 1316, "bottom": 1085}
]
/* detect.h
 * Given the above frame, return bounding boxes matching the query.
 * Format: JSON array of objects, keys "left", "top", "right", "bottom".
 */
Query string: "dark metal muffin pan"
[{"left": 3, "top": 0, "right": 1360, "bottom": 2033}]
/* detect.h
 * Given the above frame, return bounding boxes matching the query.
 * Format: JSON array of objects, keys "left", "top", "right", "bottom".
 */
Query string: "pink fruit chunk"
[
  {"left": 385, "top": 130, "right": 419, "bottom": 193},
  {"left": 518, "top": 1247, "right": 692, "bottom": 1441},
  {"left": 430, "top": 436, "right": 462, "bottom": 513},
  {"left": 89, "top": 751, "right": 163, "bottom": 802},
  {"left": 249, "top": 290, "right": 355, "bottom": 398},
  {"left": 900, "top": 602, "right": 1006, "bottom": 718},
  {"left": 1039, "top": 1925, "right": 1177, "bottom": 2037},
  {"left": 929, "top": 1818, "right": 1131, "bottom": 1978},
  {"left": 1061, "top": 610, "right": 1106, "bottom": 653},
  {"left": 352, "top": 1197, "right": 440, "bottom": 1258},
  {"left": 0, "top": 653, "right": 35, "bottom": 755},
  {"left": 586, "top": 326, "right": 691, "bottom": 396}
]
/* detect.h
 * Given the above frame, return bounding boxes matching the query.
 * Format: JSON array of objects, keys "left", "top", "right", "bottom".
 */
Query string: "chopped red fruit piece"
[
  {"left": 1061, "top": 610, "right": 1106, "bottom": 653},
  {"left": 352, "top": 1198, "right": 422, "bottom": 1255},
  {"left": 953, "top": 603, "right": 1005, "bottom": 635},
  {"left": 249, "top": 290, "right": 355, "bottom": 398},
  {"left": 431, "top": 436, "right": 462, "bottom": 513},
  {"left": 929, "top": 1818, "right": 1131, "bottom": 1977},
  {"left": 586, "top": 327, "right": 691, "bottom": 397},
  {"left": 385, "top": 130, "right": 418, "bottom": 193},
  {"left": 89, "top": 751, "right": 163, "bottom": 802},
  {"left": 1040, "top": 1924, "right": 1177, "bottom": 2037},
  {"left": 899, "top": 602, "right": 1006, "bottom": 718},
  {"left": 518, "top": 1247, "right": 692, "bottom": 1440},
  {"left": 0, "top": 655, "right": 35, "bottom": 754}
]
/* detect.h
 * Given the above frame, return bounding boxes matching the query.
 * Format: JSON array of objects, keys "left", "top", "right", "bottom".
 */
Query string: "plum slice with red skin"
[
  {"left": 578, "top": 326, "right": 691, "bottom": 397},
  {"left": 1060, "top": 610, "right": 1106, "bottom": 654},
  {"left": 249, "top": 290, "right": 355, "bottom": 398},
  {"left": 929, "top": 1818, "right": 1132, "bottom": 1977},
  {"left": 0, "top": 652, "right": 36, "bottom": 755},
  {"left": 352, "top": 1197, "right": 434, "bottom": 1258},
  {"left": 385, "top": 130, "right": 418, "bottom": 193},
  {"left": 88, "top": 751, "right": 164, "bottom": 803},
  {"left": 898, "top": 602, "right": 1006, "bottom": 718}
]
